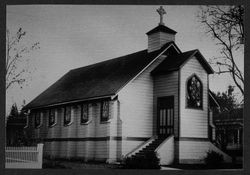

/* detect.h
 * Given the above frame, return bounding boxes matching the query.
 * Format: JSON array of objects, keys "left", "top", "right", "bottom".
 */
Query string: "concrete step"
[
  {"left": 130, "top": 138, "right": 166, "bottom": 158},
  {"left": 139, "top": 149, "right": 155, "bottom": 153}
]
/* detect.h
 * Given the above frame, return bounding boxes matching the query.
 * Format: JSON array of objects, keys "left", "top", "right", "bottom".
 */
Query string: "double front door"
[{"left": 157, "top": 96, "right": 174, "bottom": 137}]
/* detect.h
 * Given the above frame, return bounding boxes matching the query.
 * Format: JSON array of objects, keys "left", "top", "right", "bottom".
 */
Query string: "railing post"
[{"left": 37, "top": 143, "right": 44, "bottom": 168}]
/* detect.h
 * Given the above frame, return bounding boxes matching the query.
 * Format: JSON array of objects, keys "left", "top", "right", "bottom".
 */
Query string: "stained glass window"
[
  {"left": 64, "top": 106, "right": 71, "bottom": 125},
  {"left": 35, "top": 112, "right": 41, "bottom": 128},
  {"left": 101, "top": 101, "right": 109, "bottom": 122},
  {"left": 49, "top": 108, "right": 56, "bottom": 127},
  {"left": 187, "top": 75, "right": 203, "bottom": 109},
  {"left": 81, "top": 104, "right": 89, "bottom": 124}
]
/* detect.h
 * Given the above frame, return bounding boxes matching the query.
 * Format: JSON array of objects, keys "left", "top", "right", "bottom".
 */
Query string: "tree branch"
[
  {"left": 6, "top": 28, "right": 39, "bottom": 91},
  {"left": 198, "top": 6, "right": 244, "bottom": 96}
]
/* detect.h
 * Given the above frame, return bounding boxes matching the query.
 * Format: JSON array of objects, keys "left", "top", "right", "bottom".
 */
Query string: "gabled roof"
[
  {"left": 25, "top": 42, "right": 178, "bottom": 110},
  {"left": 146, "top": 24, "right": 177, "bottom": 35},
  {"left": 151, "top": 49, "right": 213, "bottom": 75}
]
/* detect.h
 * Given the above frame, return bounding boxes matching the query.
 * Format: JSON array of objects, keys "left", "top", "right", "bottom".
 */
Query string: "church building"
[{"left": 24, "top": 6, "right": 231, "bottom": 165}]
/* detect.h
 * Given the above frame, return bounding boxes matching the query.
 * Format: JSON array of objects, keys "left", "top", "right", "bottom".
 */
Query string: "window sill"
[
  {"left": 49, "top": 123, "right": 57, "bottom": 128},
  {"left": 185, "top": 106, "right": 203, "bottom": 111},
  {"left": 81, "top": 120, "right": 92, "bottom": 125},
  {"left": 100, "top": 119, "right": 112, "bottom": 124},
  {"left": 64, "top": 121, "right": 73, "bottom": 127},
  {"left": 24, "top": 124, "right": 29, "bottom": 129},
  {"left": 35, "top": 124, "right": 42, "bottom": 129}
]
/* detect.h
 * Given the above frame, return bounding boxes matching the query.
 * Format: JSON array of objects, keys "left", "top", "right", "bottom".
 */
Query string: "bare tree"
[
  {"left": 198, "top": 5, "right": 244, "bottom": 96},
  {"left": 6, "top": 27, "right": 40, "bottom": 90}
]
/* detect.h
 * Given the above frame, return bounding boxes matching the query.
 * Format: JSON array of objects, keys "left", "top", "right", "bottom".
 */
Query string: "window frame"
[
  {"left": 24, "top": 112, "right": 29, "bottom": 129},
  {"left": 81, "top": 103, "right": 89, "bottom": 124},
  {"left": 49, "top": 108, "right": 56, "bottom": 127},
  {"left": 100, "top": 101, "right": 109, "bottom": 122},
  {"left": 64, "top": 106, "right": 72, "bottom": 126},
  {"left": 34, "top": 111, "right": 42, "bottom": 128},
  {"left": 186, "top": 74, "right": 203, "bottom": 110}
]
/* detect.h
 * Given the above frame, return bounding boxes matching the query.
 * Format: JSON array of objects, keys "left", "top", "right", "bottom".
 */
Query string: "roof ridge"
[
  {"left": 181, "top": 49, "right": 198, "bottom": 54},
  {"left": 159, "top": 41, "right": 181, "bottom": 53},
  {"left": 70, "top": 49, "right": 148, "bottom": 72},
  {"left": 70, "top": 41, "right": 177, "bottom": 72}
]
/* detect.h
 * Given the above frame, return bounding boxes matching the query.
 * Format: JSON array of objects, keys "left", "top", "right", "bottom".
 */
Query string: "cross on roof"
[{"left": 156, "top": 6, "right": 166, "bottom": 25}]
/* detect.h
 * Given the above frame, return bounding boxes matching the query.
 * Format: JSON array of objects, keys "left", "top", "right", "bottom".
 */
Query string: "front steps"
[{"left": 131, "top": 137, "right": 165, "bottom": 158}]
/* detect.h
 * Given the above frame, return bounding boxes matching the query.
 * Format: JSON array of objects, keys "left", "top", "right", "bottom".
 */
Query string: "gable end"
[{"left": 180, "top": 50, "right": 213, "bottom": 74}]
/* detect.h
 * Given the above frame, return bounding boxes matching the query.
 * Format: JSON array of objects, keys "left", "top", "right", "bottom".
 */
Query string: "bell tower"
[{"left": 147, "top": 6, "right": 177, "bottom": 52}]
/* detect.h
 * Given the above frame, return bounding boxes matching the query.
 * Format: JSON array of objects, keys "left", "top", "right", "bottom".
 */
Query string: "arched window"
[
  {"left": 101, "top": 101, "right": 109, "bottom": 122},
  {"left": 49, "top": 108, "right": 56, "bottom": 127},
  {"left": 64, "top": 106, "right": 71, "bottom": 125},
  {"left": 81, "top": 104, "right": 89, "bottom": 124},
  {"left": 35, "top": 111, "right": 42, "bottom": 128},
  {"left": 186, "top": 74, "right": 203, "bottom": 109}
]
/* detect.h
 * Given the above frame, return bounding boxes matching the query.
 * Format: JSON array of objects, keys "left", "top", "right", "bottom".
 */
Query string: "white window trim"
[
  {"left": 100, "top": 101, "right": 108, "bottom": 122},
  {"left": 64, "top": 106, "right": 74, "bottom": 126},
  {"left": 81, "top": 120, "right": 92, "bottom": 125},
  {"left": 49, "top": 109, "right": 57, "bottom": 128},
  {"left": 100, "top": 118, "right": 112, "bottom": 124},
  {"left": 24, "top": 114, "right": 29, "bottom": 129},
  {"left": 35, "top": 112, "right": 43, "bottom": 129},
  {"left": 81, "top": 104, "right": 90, "bottom": 125},
  {"left": 100, "top": 101, "right": 112, "bottom": 123}
]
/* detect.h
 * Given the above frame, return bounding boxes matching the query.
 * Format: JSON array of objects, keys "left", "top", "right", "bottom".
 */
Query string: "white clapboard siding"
[
  {"left": 108, "top": 100, "right": 123, "bottom": 161},
  {"left": 156, "top": 135, "right": 175, "bottom": 165},
  {"left": 180, "top": 56, "right": 208, "bottom": 138},
  {"left": 94, "top": 141, "right": 109, "bottom": 159},
  {"left": 122, "top": 140, "right": 145, "bottom": 156},
  {"left": 75, "top": 141, "right": 87, "bottom": 158},
  {"left": 58, "top": 141, "right": 67, "bottom": 158},
  {"left": 30, "top": 100, "right": 115, "bottom": 159},
  {"left": 178, "top": 140, "right": 210, "bottom": 164},
  {"left": 148, "top": 32, "right": 175, "bottom": 52},
  {"left": 118, "top": 55, "right": 166, "bottom": 138},
  {"left": 51, "top": 108, "right": 61, "bottom": 157},
  {"left": 66, "top": 106, "right": 78, "bottom": 158},
  {"left": 109, "top": 100, "right": 118, "bottom": 137},
  {"left": 84, "top": 141, "right": 95, "bottom": 160},
  {"left": 153, "top": 71, "right": 179, "bottom": 137},
  {"left": 119, "top": 55, "right": 168, "bottom": 156},
  {"left": 47, "top": 109, "right": 54, "bottom": 157},
  {"left": 40, "top": 111, "right": 48, "bottom": 138},
  {"left": 178, "top": 140, "right": 232, "bottom": 164},
  {"left": 58, "top": 107, "right": 69, "bottom": 158},
  {"left": 108, "top": 140, "right": 122, "bottom": 162}
]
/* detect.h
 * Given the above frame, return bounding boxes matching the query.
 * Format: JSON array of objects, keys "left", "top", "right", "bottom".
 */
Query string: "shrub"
[
  {"left": 42, "top": 160, "right": 69, "bottom": 169},
  {"left": 122, "top": 151, "right": 161, "bottom": 169},
  {"left": 204, "top": 150, "right": 223, "bottom": 168}
]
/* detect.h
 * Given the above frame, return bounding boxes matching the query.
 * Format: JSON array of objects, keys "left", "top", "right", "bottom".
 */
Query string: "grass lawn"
[
  {"left": 163, "top": 163, "right": 243, "bottom": 170},
  {"left": 43, "top": 158, "right": 243, "bottom": 170},
  {"left": 43, "top": 158, "right": 122, "bottom": 169}
]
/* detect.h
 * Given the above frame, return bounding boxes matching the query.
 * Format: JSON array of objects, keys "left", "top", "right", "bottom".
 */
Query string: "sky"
[{"left": 6, "top": 5, "right": 244, "bottom": 113}]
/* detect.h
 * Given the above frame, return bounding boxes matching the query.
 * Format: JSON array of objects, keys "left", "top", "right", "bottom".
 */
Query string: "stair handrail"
[
  {"left": 155, "top": 135, "right": 174, "bottom": 152},
  {"left": 125, "top": 135, "right": 158, "bottom": 158}
]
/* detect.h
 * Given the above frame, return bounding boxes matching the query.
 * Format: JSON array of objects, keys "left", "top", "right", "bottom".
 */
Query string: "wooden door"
[{"left": 157, "top": 96, "right": 174, "bottom": 137}]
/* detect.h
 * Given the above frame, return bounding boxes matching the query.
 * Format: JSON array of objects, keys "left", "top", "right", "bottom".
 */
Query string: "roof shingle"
[
  {"left": 25, "top": 48, "right": 163, "bottom": 109},
  {"left": 146, "top": 25, "right": 177, "bottom": 35},
  {"left": 151, "top": 49, "right": 213, "bottom": 75},
  {"left": 24, "top": 41, "right": 212, "bottom": 110}
]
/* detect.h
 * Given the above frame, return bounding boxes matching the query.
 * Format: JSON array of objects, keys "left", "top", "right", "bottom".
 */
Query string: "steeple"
[{"left": 147, "top": 6, "right": 177, "bottom": 53}]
